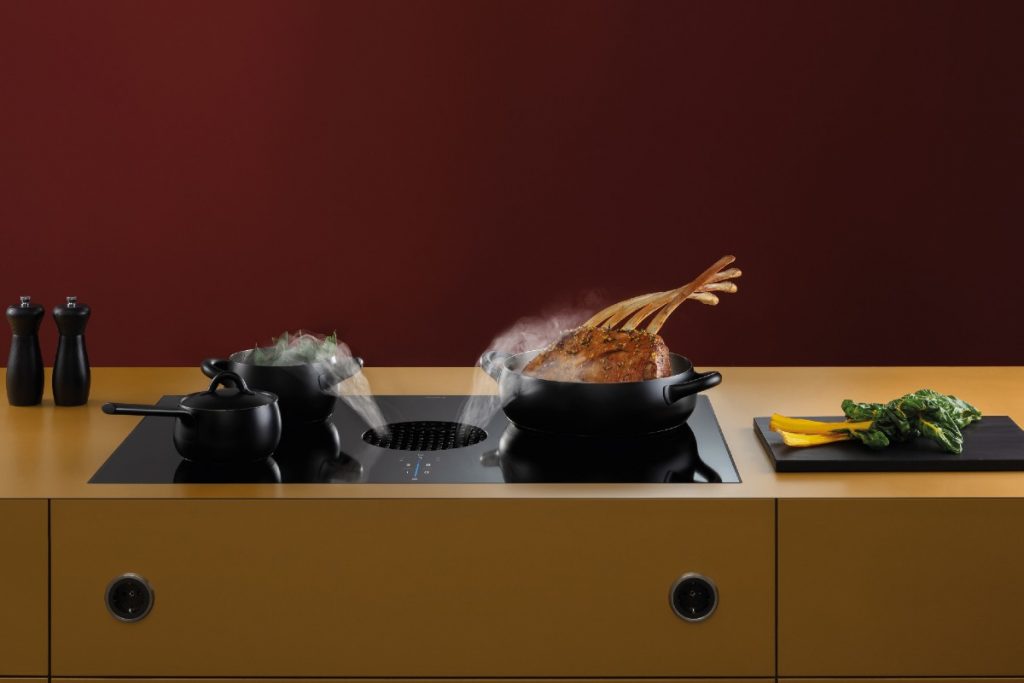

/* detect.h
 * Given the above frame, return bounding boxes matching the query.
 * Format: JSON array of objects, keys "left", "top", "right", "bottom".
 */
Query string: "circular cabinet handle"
[
  {"left": 105, "top": 573, "right": 154, "bottom": 623},
  {"left": 669, "top": 572, "right": 718, "bottom": 622}
]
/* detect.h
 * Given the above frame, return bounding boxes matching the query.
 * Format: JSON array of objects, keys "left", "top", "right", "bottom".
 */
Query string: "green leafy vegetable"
[
  {"left": 247, "top": 330, "right": 340, "bottom": 366},
  {"left": 840, "top": 389, "right": 982, "bottom": 454}
]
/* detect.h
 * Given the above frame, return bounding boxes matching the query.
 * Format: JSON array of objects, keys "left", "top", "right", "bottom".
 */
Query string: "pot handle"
[
  {"left": 102, "top": 402, "right": 190, "bottom": 418},
  {"left": 664, "top": 371, "right": 722, "bottom": 404},
  {"left": 317, "top": 356, "right": 365, "bottom": 392},
  {"left": 479, "top": 351, "right": 512, "bottom": 382},
  {"left": 201, "top": 358, "right": 231, "bottom": 381},
  {"left": 207, "top": 371, "right": 253, "bottom": 394}
]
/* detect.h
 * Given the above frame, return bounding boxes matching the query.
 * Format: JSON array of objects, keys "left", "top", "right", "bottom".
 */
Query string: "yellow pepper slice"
[
  {"left": 775, "top": 430, "right": 854, "bottom": 447},
  {"left": 769, "top": 414, "right": 873, "bottom": 435}
]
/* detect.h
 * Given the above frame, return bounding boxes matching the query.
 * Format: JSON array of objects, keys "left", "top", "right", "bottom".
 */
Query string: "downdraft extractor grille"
[{"left": 362, "top": 421, "right": 487, "bottom": 451}]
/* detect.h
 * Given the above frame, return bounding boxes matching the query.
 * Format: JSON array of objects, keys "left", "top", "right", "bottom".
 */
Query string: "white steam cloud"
[
  {"left": 327, "top": 372, "right": 388, "bottom": 432},
  {"left": 457, "top": 306, "right": 593, "bottom": 428}
]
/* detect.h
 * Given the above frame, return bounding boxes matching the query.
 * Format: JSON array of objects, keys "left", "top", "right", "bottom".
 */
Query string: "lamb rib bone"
[{"left": 582, "top": 256, "right": 740, "bottom": 332}]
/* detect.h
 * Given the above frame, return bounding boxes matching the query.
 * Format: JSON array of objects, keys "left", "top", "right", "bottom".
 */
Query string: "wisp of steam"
[
  {"left": 458, "top": 308, "right": 591, "bottom": 429},
  {"left": 245, "top": 331, "right": 387, "bottom": 431}
]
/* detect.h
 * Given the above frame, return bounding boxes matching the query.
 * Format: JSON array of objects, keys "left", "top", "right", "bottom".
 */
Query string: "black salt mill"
[
  {"left": 6, "top": 296, "right": 45, "bottom": 406},
  {"left": 52, "top": 296, "right": 91, "bottom": 406}
]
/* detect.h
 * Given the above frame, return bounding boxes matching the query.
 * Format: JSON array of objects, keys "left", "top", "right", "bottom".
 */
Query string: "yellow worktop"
[{"left": 1, "top": 366, "right": 1022, "bottom": 499}]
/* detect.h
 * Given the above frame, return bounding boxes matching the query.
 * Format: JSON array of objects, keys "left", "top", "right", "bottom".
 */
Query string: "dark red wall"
[{"left": 2, "top": 0, "right": 1022, "bottom": 367}]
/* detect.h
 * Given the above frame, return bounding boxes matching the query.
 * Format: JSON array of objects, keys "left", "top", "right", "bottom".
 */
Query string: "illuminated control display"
[{"left": 400, "top": 453, "right": 441, "bottom": 481}]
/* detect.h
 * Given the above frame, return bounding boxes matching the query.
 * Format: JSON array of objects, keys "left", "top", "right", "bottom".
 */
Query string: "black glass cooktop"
[{"left": 90, "top": 395, "right": 740, "bottom": 484}]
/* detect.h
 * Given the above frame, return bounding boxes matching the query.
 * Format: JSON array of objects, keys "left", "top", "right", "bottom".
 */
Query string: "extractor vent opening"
[{"left": 362, "top": 421, "right": 487, "bottom": 451}]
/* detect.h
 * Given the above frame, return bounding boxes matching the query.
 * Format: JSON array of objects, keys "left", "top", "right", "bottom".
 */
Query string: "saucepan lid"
[{"left": 180, "top": 372, "right": 278, "bottom": 411}]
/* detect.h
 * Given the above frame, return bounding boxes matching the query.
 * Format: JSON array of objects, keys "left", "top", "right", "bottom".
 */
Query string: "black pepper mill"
[
  {"left": 52, "top": 296, "right": 91, "bottom": 406},
  {"left": 6, "top": 296, "right": 45, "bottom": 406}
]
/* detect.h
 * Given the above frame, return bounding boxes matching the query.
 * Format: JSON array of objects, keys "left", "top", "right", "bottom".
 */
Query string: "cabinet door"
[
  {"left": 52, "top": 499, "right": 774, "bottom": 677},
  {"left": 782, "top": 680, "right": 1024, "bottom": 683},
  {"left": 56, "top": 679, "right": 770, "bottom": 683},
  {"left": 0, "top": 500, "right": 48, "bottom": 675},
  {"left": 779, "top": 499, "right": 1024, "bottom": 676}
]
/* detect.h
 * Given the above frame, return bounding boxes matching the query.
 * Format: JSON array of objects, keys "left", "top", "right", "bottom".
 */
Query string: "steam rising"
[
  {"left": 458, "top": 308, "right": 590, "bottom": 428},
  {"left": 325, "top": 371, "right": 387, "bottom": 432},
  {"left": 247, "top": 331, "right": 386, "bottom": 430}
]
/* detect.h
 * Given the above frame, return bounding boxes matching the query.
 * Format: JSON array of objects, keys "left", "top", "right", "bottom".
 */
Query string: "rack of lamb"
[{"left": 522, "top": 255, "right": 740, "bottom": 382}]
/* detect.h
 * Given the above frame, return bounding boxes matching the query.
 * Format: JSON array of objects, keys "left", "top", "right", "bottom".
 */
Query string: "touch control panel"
[{"left": 400, "top": 453, "right": 441, "bottom": 481}]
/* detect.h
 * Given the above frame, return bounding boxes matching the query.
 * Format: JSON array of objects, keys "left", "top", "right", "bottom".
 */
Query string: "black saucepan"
[
  {"left": 479, "top": 350, "right": 721, "bottom": 435},
  {"left": 201, "top": 353, "right": 363, "bottom": 425},
  {"left": 102, "top": 371, "right": 282, "bottom": 463},
  {"left": 486, "top": 423, "right": 723, "bottom": 483}
]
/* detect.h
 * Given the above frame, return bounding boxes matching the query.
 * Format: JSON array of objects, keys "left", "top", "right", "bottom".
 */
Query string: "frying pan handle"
[
  {"left": 102, "top": 402, "right": 190, "bottom": 418},
  {"left": 664, "top": 371, "right": 722, "bottom": 404},
  {"left": 479, "top": 351, "right": 512, "bottom": 382},
  {"left": 201, "top": 358, "right": 231, "bottom": 381},
  {"left": 317, "top": 356, "right": 365, "bottom": 392}
]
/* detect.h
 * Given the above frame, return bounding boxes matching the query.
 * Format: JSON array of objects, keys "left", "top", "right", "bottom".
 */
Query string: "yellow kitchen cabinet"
[
  {"left": 0, "top": 500, "right": 48, "bottom": 676},
  {"left": 51, "top": 499, "right": 774, "bottom": 677},
  {"left": 782, "top": 680, "right": 1024, "bottom": 683},
  {"left": 54, "top": 680, "right": 772, "bottom": 683},
  {"left": 779, "top": 499, "right": 1024, "bottom": 677},
  {"left": 55, "top": 680, "right": 771, "bottom": 683}
]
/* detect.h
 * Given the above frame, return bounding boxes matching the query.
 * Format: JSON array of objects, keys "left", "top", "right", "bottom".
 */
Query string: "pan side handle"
[
  {"left": 479, "top": 351, "right": 512, "bottom": 382},
  {"left": 201, "top": 358, "right": 231, "bottom": 380},
  {"left": 317, "top": 357, "right": 365, "bottom": 392},
  {"left": 664, "top": 371, "right": 722, "bottom": 404}
]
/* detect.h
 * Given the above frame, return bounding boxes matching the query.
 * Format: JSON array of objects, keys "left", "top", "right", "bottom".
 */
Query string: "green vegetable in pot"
[{"left": 248, "top": 330, "right": 340, "bottom": 366}]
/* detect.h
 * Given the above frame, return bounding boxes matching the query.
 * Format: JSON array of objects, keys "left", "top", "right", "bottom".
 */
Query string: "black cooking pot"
[
  {"left": 480, "top": 350, "right": 721, "bottom": 435},
  {"left": 102, "top": 371, "right": 282, "bottom": 463},
  {"left": 488, "top": 423, "right": 723, "bottom": 483},
  {"left": 201, "top": 353, "right": 363, "bottom": 425}
]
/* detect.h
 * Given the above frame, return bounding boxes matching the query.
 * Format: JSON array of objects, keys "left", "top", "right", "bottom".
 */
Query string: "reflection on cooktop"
[
  {"left": 174, "top": 458, "right": 283, "bottom": 484},
  {"left": 490, "top": 423, "right": 721, "bottom": 483},
  {"left": 90, "top": 395, "right": 739, "bottom": 484}
]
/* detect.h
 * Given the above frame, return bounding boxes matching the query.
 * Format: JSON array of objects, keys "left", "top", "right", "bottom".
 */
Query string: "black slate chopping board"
[{"left": 753, "top": 415, "right": 1024, "bottom": 472}]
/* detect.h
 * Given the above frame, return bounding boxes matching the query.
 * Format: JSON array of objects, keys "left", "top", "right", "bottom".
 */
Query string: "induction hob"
[{"left": 90, "top": 395, "right": 740, "bottom": 484}]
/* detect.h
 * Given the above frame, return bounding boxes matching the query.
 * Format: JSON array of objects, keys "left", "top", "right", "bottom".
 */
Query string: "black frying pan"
[{"left": 480, "top": 350, "right": 721, "bottom": 435}]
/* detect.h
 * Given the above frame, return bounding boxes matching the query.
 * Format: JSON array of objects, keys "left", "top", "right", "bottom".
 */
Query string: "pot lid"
[{"left": 182, "top": 371, "right": 277, "bottom": 411}]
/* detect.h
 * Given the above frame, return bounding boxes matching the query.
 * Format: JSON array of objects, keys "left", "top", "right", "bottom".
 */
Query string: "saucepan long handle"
[
  {"left": 102, "top": 403, "right": 190, "bottom": 418},
  {"left": 664, "top": 371, "right": 722, "bottom": 404}
]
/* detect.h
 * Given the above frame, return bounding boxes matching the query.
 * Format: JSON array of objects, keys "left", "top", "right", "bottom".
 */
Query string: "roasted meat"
[
  {"left": 523, "top": 327, "right": 672, "bottom": 382},
  {"left": 517, "top": 255, "right": 741, "bottom": 383}
]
